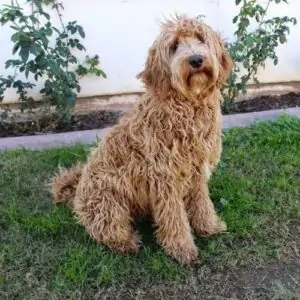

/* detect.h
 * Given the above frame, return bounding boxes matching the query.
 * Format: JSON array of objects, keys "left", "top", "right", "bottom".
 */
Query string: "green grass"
[{"left": 1, "top": 116, "right": 300, "bottom": 299}]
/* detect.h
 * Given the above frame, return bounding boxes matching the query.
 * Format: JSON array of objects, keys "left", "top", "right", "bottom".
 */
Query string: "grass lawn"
[{"left": 1, "top": 116, "right": 300, "bottom": 299}]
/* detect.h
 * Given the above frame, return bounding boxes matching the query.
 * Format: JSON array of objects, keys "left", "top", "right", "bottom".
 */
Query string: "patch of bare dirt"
[{"left": 94, "top": 260, "right": 300, "bottom": 300}]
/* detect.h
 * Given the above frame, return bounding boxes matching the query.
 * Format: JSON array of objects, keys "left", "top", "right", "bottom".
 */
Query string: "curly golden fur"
[{"left": 51, "top": 15, "right": 233, "bottom": 265}]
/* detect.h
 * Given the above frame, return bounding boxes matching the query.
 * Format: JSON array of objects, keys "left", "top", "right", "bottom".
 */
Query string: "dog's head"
[{"left": 137, "top": 15, "right": 233, "bottom": 99}]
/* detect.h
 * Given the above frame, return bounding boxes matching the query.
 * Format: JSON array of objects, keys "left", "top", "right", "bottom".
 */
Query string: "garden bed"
[{"left": 0, "top": 92, "right": 300, "bottom": 138}]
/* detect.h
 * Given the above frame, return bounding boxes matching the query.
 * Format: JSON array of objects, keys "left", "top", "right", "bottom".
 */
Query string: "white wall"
[{"left": 0, "top": 0, "right": 299, "bottom": 102}]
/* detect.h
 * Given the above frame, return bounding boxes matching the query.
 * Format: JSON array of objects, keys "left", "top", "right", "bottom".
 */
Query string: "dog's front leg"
[
  {"left": 208, "top": 133, "right": 222, "bottom": 174},
  {"left": 186, "top": 170, "right": 227, "bottom": 237},
  {"left": 149, "top": 179, "right": 199, "bottom": 265}
]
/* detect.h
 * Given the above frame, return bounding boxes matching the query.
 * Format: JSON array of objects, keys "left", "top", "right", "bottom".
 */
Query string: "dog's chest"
[
  {"left": 188, "top": 106, "right": 217, "bottom": 140},
  {"left": 183, "top": 106, "right": 219, "bottom": 159}
]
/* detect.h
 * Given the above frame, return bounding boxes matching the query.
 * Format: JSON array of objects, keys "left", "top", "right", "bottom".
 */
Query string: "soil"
[
  {"left": 1, "top": 92, "right": 299, "bottom": 138},
  {"left": 0, "top": 110, "right": 124, "bottom": 138},
  {"left": 232, "top": 91, "right": 300, "bottom": 113}
]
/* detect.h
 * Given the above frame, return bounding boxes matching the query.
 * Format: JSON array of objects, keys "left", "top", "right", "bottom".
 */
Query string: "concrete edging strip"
[{"left": 0, "top": 107, "right": 299, "bottom": 150}]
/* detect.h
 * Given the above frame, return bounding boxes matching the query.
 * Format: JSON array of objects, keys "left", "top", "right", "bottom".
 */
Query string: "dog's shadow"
[{"left": 134, "top": 216, "right": 157, "bottom": 247}]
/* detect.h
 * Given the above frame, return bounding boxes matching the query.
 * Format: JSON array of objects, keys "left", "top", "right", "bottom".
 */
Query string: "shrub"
[
  {"left": 0, "top": 0, "right": 106, "bottom": 119},
  {"left": 221, "top": 0, "right": 297, "bottom": 112}
]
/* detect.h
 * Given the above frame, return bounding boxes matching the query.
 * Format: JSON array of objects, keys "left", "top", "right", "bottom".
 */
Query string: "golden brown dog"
[{"left": 51, "top": 15, "right": 233, "bottom": 265}]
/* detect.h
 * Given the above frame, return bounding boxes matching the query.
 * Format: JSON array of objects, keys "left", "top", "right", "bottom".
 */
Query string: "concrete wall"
[{"left": 0, "top": 0, "right": 299, "bottom": 103}]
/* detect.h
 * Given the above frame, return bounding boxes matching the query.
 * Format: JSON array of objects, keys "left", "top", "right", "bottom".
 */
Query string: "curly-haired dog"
[{"left": 51, "top": 15, "right": 233, "bottom": 265}]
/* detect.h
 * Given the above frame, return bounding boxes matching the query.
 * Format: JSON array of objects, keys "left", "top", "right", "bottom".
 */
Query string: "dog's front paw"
[
  {"left": 108, "top": 232, "right": 141, "bottom": 255},
  {"left": 193, "top": 217, "right": 227, "bottom": 237},
  {"left": 165, "top": 241, "right": 199, "bottom": 265}
]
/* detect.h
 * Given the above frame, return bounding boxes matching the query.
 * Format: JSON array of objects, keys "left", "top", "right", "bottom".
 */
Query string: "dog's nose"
[{"left": 188, "top": 55, "right": 204, "bottom": 68}]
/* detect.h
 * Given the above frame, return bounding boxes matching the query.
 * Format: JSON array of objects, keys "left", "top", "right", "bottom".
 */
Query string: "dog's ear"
[
  {"left": 136, "top": 41, "right": 172, "bottom": 95},
  {"left": 216, "top": 42, "right": 233, "bottom": 88},
  {"left": 136, "top": 45, "right": 157, "bottom": 87}
]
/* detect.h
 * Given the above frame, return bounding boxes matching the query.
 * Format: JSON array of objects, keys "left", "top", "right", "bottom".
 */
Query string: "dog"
[{"left": 51, "top": 15, "right": 233, "bottom": 265}]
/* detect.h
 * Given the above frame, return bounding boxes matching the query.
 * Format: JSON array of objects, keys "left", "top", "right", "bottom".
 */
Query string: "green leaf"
[
  {"left": 233, "top": 16, "right": 238, "bottom": 24},
  {"left": 76, "top": 44, "right": 84, "bottom": 51},
  {"left": 66, "top": 95, "right": 76, "bottom": 107},
  {"left": 29, "top": 15, "right": 39, "bottom": 24},
  {"left": 279, "top": 34, "right": 287, "bottom": 44},
  {"left": 34, "top": 0, "right": 43, "bottom": 11},
  {"left": 240, "top": 18, "right": 250, "bottom": 30},
  {"left": 45, "top": 27, "right": 53, "bottom": 36},
  {"left": 12, "top": 43, "right": 20, "bottom": 55},
  {"left": 68, "top": 39, "right": 75, "bottom": 48},
  {"left": 70, "top": 26, "right": 77, "bottom": 34},
  {"left": 11, "top": 32, "right": 21, "bottom": 42},
  {"left": 48, "top": 61, "right": 60, "bottom": 74},
  {"left": 34, "top": 73, "right": 41, "bottom": 81},
  {"left": 36, "top": 56, "right": 48, "bottom": 69},
  {"left": 52, "top": 26, "right": 61, "bottom": 34},
  {"left": 77, "top": 26, "right": 85, "bottom": 38},
  {"left": 25, "top": 67, "right": 30, "bottom": 79},
  {"left": 20, "top": 46, "right": 30, "bottom": 62},
  {"left": 97, "top": 70, "right": 107, "bottom": 78},
  {"left": 235, "top": 0, "right": 242, "bottom": 5},
  {"left": 41, "top": 12, "right": 50, "bottom": 20},
  {"left": 60, "top": 33, "right": 69, "bottom": 39},
  {"left": 76, "top": 65, "right": 88, "bottom": 76},
  {"left": 40, "top": 35, "right": 49, "bottom": 47}
]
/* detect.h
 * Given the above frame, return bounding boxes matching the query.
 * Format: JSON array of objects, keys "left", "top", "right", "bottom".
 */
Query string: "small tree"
[
  {"left": 0, "top": 0, "right": 106, "bottom": 120},
  {"left": 221, "top": 0, "right": 297, "bottom": 112}
]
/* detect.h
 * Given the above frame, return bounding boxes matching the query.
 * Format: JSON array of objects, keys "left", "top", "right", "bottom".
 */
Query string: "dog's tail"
[{"left": 50, "top": 163, "right": 84, "bottom": 208}]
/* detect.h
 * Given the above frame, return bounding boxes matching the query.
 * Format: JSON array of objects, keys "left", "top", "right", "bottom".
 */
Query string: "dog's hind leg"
[
  {"left": 74, "top": 187, "right": 140, "bottom": 254},
  {"left": 50, "top": 163, "right": 84, "bottom": 208}
]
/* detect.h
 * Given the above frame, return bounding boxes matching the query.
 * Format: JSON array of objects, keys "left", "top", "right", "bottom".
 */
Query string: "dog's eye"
[
  {"left": 197, "top": 34, "right": 204, "bottom": 43},
  {"left": 170, "top": 40, "right": 178, "bottom": 53}
]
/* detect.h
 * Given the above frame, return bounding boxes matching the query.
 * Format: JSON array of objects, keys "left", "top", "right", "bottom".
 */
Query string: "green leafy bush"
[
  {"left": 222, "top": 0, "right": 297, "bottom": 112},
  {"left": 0, "top": 0, "right": 106, "bottom": 118}
]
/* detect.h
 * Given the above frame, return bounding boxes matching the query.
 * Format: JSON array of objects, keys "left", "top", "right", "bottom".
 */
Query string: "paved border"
[{"left": 0, "top": 107, "right": 299, "bottom": 150}]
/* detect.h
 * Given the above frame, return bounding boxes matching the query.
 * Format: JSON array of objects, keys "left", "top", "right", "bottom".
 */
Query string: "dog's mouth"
[{"left": 187, "top": 66, "right": 213, "bottom": 86}]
